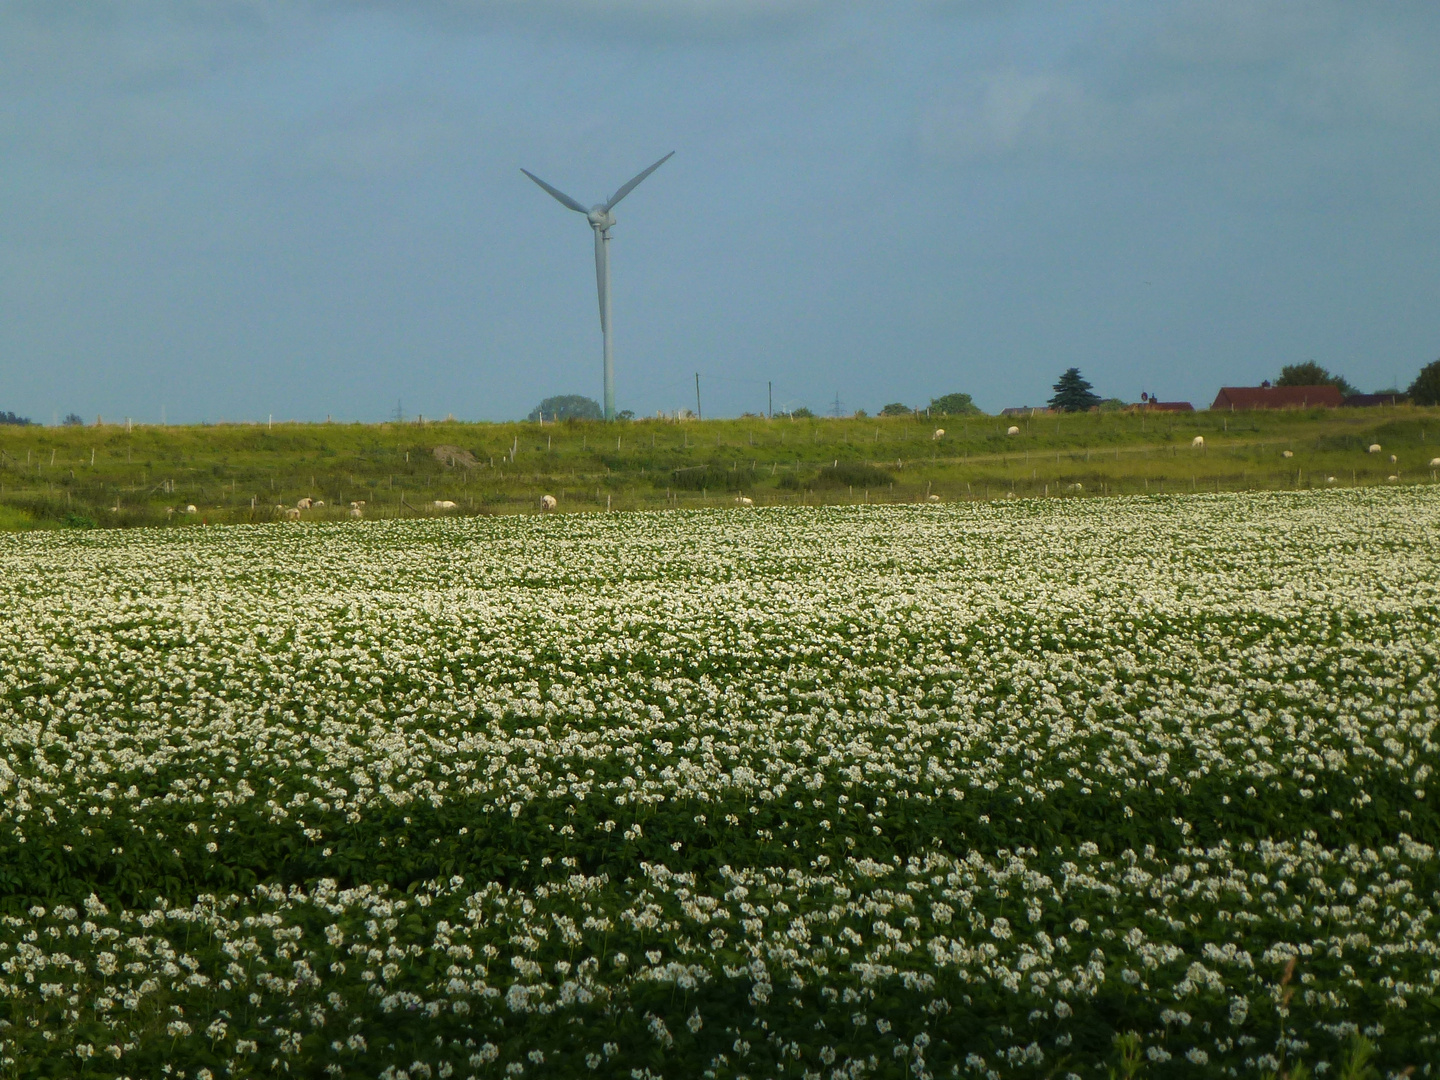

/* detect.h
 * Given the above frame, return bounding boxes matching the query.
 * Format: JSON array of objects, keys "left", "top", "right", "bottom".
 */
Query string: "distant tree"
[
  {"left": 789, "top": 406, "right": 815, "bottom": 419},
  {"left": 1276, "top": 361, "right": 1355, "bottom": 397},
  {"left": 1097, "top": 398, "right": 1126, "bottom": 412},
  {"left": 0, "top": 410, "right": 33, "bottom": 426},
  {"left": 62, "top": 412, "right": 84, "bottom": 427},
  {"left": 616, "top": 410, "right": 636, "bottom": 421},
  {"left": 878, "top": 402, "right": 911, "bottom": 417},
  {"left": 528, "top": 395, "right": 602, "bottom": 422},
  {"left": 1047, "top": 368, "right": 1101, "bottom": 413},
  {"left": 853, "top": 409, "right": 868, "bottom": 419},
  {"left": 928, "top": 392, "right": 982, "bottom": 416},
  {"left": 1408, "top": 359, "right": 1440, "bottom": 407}
]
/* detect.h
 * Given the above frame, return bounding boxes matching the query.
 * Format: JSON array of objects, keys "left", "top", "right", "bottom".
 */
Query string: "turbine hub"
[{"left": 588, "top": 207, "right": 615, "bottom": 229}]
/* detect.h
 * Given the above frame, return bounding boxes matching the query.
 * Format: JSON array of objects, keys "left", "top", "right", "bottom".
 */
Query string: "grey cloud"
[
  {"left": 0, "top": 2, "right": 299, "bottom": 92},
  {"left": 312, "top": 0, "right": 839, "bottom": 39},
  {"left": 918, "top": 1, "right": 1440, "bottom": 164},
  {"left": 2, "top": 0, "right": 841, "bottom": 65}
]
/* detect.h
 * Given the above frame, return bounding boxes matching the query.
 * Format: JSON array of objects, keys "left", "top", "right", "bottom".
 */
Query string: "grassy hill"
[{"left": 2, "top": 406, "right": 1438, "bottom": 529}]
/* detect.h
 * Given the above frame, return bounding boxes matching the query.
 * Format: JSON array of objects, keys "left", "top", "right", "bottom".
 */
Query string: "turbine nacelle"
[{"left": 587, "top": 207, "right": 616, "bottom": 231}]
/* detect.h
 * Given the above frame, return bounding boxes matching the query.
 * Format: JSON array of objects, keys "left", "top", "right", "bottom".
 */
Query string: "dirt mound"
[{"left": 432, "top": 445, "right": 478, "bottom": 468}]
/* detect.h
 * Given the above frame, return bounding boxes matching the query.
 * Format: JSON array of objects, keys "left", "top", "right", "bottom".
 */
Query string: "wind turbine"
[{"left": 522, "top": 152, "right": 673, "bottom": 421}]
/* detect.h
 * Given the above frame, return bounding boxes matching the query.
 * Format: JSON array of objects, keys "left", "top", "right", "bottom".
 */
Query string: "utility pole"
[
  {"left": 695, "top": 372, "right": 702, "bottom": 421},
  {"left": 768, "top": 381, "right": 772, "bottom": 420}
]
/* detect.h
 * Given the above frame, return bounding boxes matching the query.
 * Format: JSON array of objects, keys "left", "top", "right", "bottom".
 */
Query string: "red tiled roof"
[{"left": 1211, "top": 386, "right": 1344, "bottom": 410}]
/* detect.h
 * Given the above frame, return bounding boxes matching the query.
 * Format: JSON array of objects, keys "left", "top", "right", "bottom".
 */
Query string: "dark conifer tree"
[{"left": 1047, "top": 368, "right": 1101, "bottom": 413}]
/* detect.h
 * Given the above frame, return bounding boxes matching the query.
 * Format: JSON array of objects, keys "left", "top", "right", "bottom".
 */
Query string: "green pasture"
[{"left": 2, "top": 406, "right": 1438, "bottom": 528}]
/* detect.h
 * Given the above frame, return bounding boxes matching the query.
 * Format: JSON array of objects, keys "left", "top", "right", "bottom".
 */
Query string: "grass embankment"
[{"left": 1, "top": 406, "right": 1437, "bottom": 528}]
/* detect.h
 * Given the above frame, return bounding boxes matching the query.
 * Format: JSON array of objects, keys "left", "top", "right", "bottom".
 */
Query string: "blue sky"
[{"left": 2, "top": 1, "right": 1438, "bottom": 422}]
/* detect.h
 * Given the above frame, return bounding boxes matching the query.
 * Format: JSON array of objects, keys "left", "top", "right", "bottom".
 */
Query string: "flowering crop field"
[{"left": 1, "top": 491, "right": 1438, "bottom": 1080}]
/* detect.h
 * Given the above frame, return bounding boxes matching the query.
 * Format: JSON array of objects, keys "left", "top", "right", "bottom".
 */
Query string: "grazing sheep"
[
  {"left": 734, "top": 496, "right": 754, "bottom": 506},
  {"left": 1326, "top": 476, "right": 1336, "bottom": 483},
  {"left": 1430, "top": 457, "right": 1440, "bottom": 468},
  {"left": 349, "top": 506, "right": 363, "bottom": 519},
  {"left": 1282, "top": 450, "right": 1294, "bottom": 458},
  {"left": 313, "top": 500, "right": 325, "bottom": 508},
  {"left": 927, "top": 494, "right": 942, "bottom": 502},
  {"left": 184, "top": 504, "right": 198, "bottom": 514},
  {"left": 285, "top": 507, "right": 301, "bottom": 520},
  {"left": 1389, "top": 454, "right": 1397, "bottom": 464},
  {"left": 1007, "top": 426, "right": 1020, "bottom": 436},
  {"left": 1068, "top": 482, "right": 1084, "bottom": 491},
  {"left": 1368, "top": 444, "right": 1382, "bottom": 454},
  {"left": 433, "top": 500, "right": 458, "bottom": 510},
  {"left": 166, "top": 506, "right": 175, "bottom": 516},
  {"left": 539, "top": 495, "right": 558, "bottom": 512},
  {"left": 932, "top": 428, "right": 945, "bottom": 440},
  {"left": 1388, "top": 474, "right": 1399, "bottom": 482},
  {"left": 296, "top": 497, "right": 313, "bottom": 510},
  {"left": 273, "top": 504, "right": 286, "bottom": 513},
  {"left": 1191, "top": 436, "right": 1204, "bottom": 448}
]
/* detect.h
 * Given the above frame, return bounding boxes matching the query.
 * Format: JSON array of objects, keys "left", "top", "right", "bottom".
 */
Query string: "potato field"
[{"left": 1, "top": 491, "right": 1437, "bottom": 1078}]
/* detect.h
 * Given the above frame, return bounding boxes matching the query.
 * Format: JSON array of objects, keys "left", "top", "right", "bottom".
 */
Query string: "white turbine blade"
[
  {"left": 521, "top": 169, "right": 588, "bottom": 214},
  {"left": 594, "top": 230, "right": 609, "bottom": 333},
  {"left": 604, "top": 151, "right": 674, "bottom": 212}
]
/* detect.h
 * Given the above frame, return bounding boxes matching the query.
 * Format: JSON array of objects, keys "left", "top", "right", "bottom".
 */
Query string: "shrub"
[
  {"left": 778, "top": 460, "right": 893, "bottom": 489},
  {"left": 528, "top": 395, "right": 602, "bottom": 422},
  {"left": 663, "top": 462, "right": 746, "bottom": 492}
]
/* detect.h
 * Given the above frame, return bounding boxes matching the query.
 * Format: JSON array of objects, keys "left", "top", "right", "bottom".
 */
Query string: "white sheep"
[
  {"left": 1326, "top": 476, "right": 1336, "bottom": 483},
  {"left": 932, "top": 428, "right": 945, "bottom": 440},
  {"left": 349, "top": 506, "right": 363, "bottom": 519},
  {"left": 539, "top": 495, "right": 557, "bottom": 512},
  {"left": 1389, "top": 454, "right": 1397, "bottom": 464},
  {"left": 184, "top": 504, "right": 198, "bottom": 514},
  {"left": 734, "top": 496, "right": 754, "bottom": 506},
  {"left": 296, "top": 497, "right": 313, "bottom": 510},
  {"left": 1191, "top": 435, "right": 1204, "bottom": 448},
  {"left": 1007, "top": 426, "right": 1020, "bottom": 436},
  {"left": 432, "top": 500, "right": 458, "bottom": 510},
  {"left": 285, "top": 507, "right": 301, "bottom": 520},
  {"left": 1368, "top": 444, "right": 1382, "bottom": 454},
  {"left": 927, "top": 494, "right": 942, "bottom": 502},
  {"left": 313, "top": 499, "right": 326, "bottom": 508},
  {"left": 1068, "top": 482, "right": 1084, "bottom": 491},
  {"left": 1430, "top": 457, "right": 1440, "bottom": 468},
  {"left": 1282, "top": 450, "right": 1294, "bottom": 458},
  {"left": 1387, "top": 474, "right": 1399, "bottom": 482}
]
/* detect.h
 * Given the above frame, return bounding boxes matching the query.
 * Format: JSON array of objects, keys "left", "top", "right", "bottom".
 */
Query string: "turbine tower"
[{"left": 522, "top": 152, "right": 673, "bottom": 421}]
